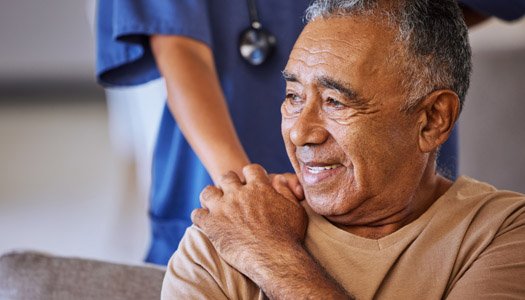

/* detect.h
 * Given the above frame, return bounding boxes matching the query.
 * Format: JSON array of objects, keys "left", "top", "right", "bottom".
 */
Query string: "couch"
[{"left": 0, "top": 251, "right": 166, "bottom": 300}]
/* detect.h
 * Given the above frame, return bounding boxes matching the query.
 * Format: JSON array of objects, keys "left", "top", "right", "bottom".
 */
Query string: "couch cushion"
[{"left": 0, "top": 251, "right": 166, "bottom": 300}]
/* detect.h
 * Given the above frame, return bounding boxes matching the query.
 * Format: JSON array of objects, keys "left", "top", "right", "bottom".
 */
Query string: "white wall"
[
  {"left": 459, "top": 19, "right": 525, "bottom": 193},
  {"left": 0, "top": 99, "right": 150, "bottom": 264},
  {"left": 0, "top": 0, "right": 95, "bottom": 82}
]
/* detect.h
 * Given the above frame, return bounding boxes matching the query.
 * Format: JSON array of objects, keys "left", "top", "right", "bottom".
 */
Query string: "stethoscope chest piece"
[
  {"left": 238, "top": 0, "right": 277, "bottom": 66},
  {"left": 239, "top": 22, "right": 276, "bottom": 66}
]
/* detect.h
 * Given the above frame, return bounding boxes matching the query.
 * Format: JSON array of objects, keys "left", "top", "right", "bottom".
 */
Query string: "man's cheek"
[{"left": 281, "top": 120, "right": 293, "bottom": 143}]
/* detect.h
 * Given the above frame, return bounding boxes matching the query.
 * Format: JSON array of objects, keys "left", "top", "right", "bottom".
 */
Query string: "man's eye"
[
  {"left": 326, "top": 97, "right": 345, "bottom": 108},
  {"left": 283, "top": 93, "right": 303, "bottom": 116},
  {"left": 286, "top": 93, "right": 302, "bottom": 104}
]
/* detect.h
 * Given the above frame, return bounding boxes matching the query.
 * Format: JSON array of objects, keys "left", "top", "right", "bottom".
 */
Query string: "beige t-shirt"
[{"left": 162, "top": 177, "right": 525, "bottom": 299}]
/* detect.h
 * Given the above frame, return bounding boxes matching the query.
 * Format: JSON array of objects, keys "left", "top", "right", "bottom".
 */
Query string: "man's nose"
[{"left": 289, "top": 103, "right": 329, "bottom": 146}]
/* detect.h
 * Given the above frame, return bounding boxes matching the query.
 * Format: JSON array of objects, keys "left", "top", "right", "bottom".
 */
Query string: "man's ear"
[{"left": 417, "top": 90, "right": 460, "bottom": 153}]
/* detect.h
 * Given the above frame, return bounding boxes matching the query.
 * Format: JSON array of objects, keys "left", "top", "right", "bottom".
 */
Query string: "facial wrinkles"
[
  {"left": 289, "top": 23, "right": 398, "bottom": 148},
  {"left": 282, "top": 81, "right": 378, "bottom": 125},
  {"left": 280, "top": 17, "right": 434, "bottom": 234},
  {"left": 282, "top": 89, "right": 349, "bottom": 171},
  {"left": 328, "top": 106, "right": 380, "bottom": 126},
  {"left": 289, "top": 47, "right": 346, "bottom": 72},
  {"left": 301, "top": 25, "right": 368, "bottom": 49},
  {"left": 300, "top": 34, "right": 367, "bottom": 66},
  {"left": 285, "top": 52, "right": 381, "bottom": 126},
  {"left": 301, "top": 35, "right": 360, "bottom": 59}
]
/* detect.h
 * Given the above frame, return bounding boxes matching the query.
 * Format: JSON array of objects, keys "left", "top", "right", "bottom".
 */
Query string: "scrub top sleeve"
[
  {"left": 96, "top": 0, "right": 212, "bottom": 87},
  {"left": 459, "top": 0, "right": 525, "bottom": 21}
]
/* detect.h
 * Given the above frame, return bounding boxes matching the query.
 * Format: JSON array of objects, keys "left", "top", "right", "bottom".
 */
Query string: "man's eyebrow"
[
  {"left": 318, "top": 76, "right": 371, "bottom": 108},
  {"left": 282, "top": 71, "right": 368, "bottom": 108},
  {"left": 317, "top": 76, "right": 358, "bottom": 100},
  {"left": 282, "top": 70, "right": 298, "bottom": 82},
  {"left": 283, "top": 71, "right": 358, "bottom": 99}
]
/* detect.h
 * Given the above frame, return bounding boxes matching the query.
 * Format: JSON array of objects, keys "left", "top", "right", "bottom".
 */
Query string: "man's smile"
[{"left": 300, "top": 161, "right": 345, "bottom": 185}]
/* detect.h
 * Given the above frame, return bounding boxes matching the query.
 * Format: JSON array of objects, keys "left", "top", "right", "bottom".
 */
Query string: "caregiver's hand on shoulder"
[{"left": 191, "top": 164, "right": 307, "bottom": 277}]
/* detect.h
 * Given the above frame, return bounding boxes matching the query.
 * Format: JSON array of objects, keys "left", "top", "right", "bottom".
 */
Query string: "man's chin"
[
  {"left": 303, "top": 190, "right": 364, "bottom": 221},
  {"left": 304, "top": 194, "right": 341, "bottom": 217}
]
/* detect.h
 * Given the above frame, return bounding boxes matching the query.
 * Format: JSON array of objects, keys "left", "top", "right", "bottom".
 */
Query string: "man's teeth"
[{"left": 306, "top": 164, "right": 339, "bottom": 174}]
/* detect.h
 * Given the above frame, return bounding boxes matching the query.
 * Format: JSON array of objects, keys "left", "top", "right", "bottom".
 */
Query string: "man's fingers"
[
  {"left": 218, "top": 171, "right": 243, "bottom": 191},
  {"left": 282, "top": 173, "right": 304, "bottom": 200},
  {"left": 272, "top": 174, "right": 297, "bottom": 202},
  {"left": 199, "top": 185, "right": 223, "bottom": 209},
  {"left": 243, "top": 164, "right": 270, "bottom": 184},
  {"left": 271, "top": 173, "right": 304, "bottom": 201},
  {"left": 191, "top": 208, "right": 209, "bottom": 228}
]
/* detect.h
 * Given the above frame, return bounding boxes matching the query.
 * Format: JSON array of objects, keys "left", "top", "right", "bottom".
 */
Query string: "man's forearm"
[{"left": 240, "top": 243, "right": 353, "bottom": 300}]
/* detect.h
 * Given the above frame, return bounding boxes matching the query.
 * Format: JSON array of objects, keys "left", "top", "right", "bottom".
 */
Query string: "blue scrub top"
[
  {"left": 459, "top": 0, "right": 525, "bottom": 21},
  {"left": 97, "top": 0, "right": 310, "bottom": 264},
  {"left": 96, "top": 0, "right": 523, "bottom": 265}
]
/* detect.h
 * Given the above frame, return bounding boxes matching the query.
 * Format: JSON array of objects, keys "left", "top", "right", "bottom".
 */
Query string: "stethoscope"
[{"left": 238, "top": 0, "right": 276, "bottom": 66}]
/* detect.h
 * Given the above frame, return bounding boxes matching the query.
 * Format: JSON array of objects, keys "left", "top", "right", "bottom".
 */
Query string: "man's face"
[{"left": 282, "top": 17, "right": 427, "bottom": 227}]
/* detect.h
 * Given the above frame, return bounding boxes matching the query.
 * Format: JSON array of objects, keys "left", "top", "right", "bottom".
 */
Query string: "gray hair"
[{"left": 305, "top": 0, "right": 472, "bottom": 113}]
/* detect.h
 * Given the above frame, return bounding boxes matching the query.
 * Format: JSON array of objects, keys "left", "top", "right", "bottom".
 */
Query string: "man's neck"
[{"left": 333, "top": 173, "right": 453, "bottom": 240}]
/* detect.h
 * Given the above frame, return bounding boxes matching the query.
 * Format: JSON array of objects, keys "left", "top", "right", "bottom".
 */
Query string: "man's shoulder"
[
  {"left": 450, "top": 176, "right": 525, "bottom": 214},
  {"left": 162, "top": 226, "right": 264, "bottom": 299},
  {"left": 170, "top": 225, "right": 225, "bottom": 272},
  {"left": 441, "top": 177, "right": 525, "bottom": 298},
  {"left": 435, "top": 176, "right": 525, "bottom": 259}
]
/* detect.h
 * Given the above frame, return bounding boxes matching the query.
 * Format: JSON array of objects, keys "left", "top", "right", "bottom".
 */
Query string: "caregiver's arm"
[{"left": 150, "top": 35, "right": 250, "bottom": 183}]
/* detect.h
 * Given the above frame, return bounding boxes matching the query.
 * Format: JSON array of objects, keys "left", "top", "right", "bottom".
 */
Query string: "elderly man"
[{"left": 161, "top": 0, "right": 525, "bottom": 299}]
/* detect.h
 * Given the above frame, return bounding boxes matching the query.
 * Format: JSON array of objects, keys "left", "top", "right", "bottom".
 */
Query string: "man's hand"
[
  {"left": 192, "top": 164, "right": 351, "bottom": 299},
  {"left": 191, "top": 164, "right": 308, "bottom": 275},
  {"left": 269, "top": 172, "right": 304, "bottom": 202}
]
